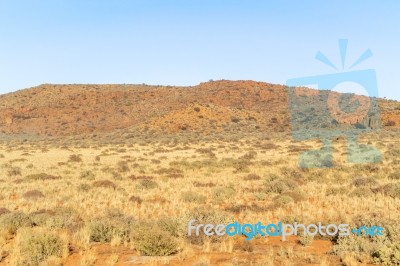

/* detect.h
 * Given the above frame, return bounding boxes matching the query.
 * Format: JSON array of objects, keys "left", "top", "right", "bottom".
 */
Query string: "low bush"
[
  {"left": 181, "top": 191, "right": 207, "bottom": 204},
  {"left": 87, "top": 215, "right": 132, "bottom": 243},
  {"left": 334, "top": 223, "right": 400, "bottom": 265},
  {"left": 30, "top": 208, "right": 83, "bottom": 233},
  {"left": 271, "top": 195, "right": 294, "bottom": 208},
  {"left": 92, "top": 180, "right": 116, "bottom": 190},
  {"left": 298, "top": 234, "right": 314, "bottom": 246},
  {"left": 77, "top": 183, "right": 91, "bottom": 192},
  {"left": 68, "top": 154, "right": 82, "bottom": 163},
  {"left": 129, "top": 175, "right": 153, "bottom": 181},
  {"left": 80, "top": 170, "right": 95, "bottom": 180},
  {"left": 136, "top": 179, "right": 158, "bottom": 190},
  {"left": 117, "top": 161, "right": 130, "bottom": 173},
  {"left": 352, "top": 177, "right": 377, "bottom": 187},
  {"left": 326, "top": 186, "right": 349, "bottom": 196},
  {"left": 283, "top": 189, "right": 306, "bottom": 202},
  {"left": 243, "top": 174, "right": 261, "bottom": 181},
  {"left": 154, "top": 167, "right": 184, "bottom": 178},
  {"left": 193, "top": 181, "right": 216, "bottom": 188},
  {"left": 388, "top": 172, "right": 400, "bottom": 180},
  {"left": 130, "top": 221, "right": 178, "bottom": 256},
  {"left": 129, "top": 195, "right": 143, "bottom": 204},
  {"left": 14, "top": 228, "right": 67, "bottom": 266},
  {"left": 374, "top": 183, "right": 400, "bottom": 198},
  {"left": 156, "top": 217, "right": 185, "bottom": 238},
  {"left": 350, "top": 187, "right": 374, "bottom": 197},
  {"left": 264, "top": 178, "right": 298, "bottom": 194},
  {"left": 0, "top": 212, "right": 32, "bottom": 234},
  {"left": 212, "top": 187, "right": 235, "bottom": 202},
  {"left": 7, "top": 167, "right": 21, "bottom": 177},
  {"left": 25, "top": 173, "right": 61, "bottom": 181},
  {"left": 385, "top": 120, "right": 396, "bottom": 127}
]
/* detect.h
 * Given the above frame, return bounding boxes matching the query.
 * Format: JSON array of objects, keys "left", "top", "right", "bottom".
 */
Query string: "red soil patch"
[{"left": 62, "top": 237, "right": 339, "bottom": 266}]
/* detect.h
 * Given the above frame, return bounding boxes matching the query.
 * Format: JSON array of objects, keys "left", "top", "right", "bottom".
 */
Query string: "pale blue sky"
[{"left": 0, "top": 1, "right": 399, "bottom": 100}]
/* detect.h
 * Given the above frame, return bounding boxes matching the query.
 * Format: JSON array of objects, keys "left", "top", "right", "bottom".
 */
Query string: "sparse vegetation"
[
  {"left": 92, "top": 180, "right": 117, "bottom": 190},
  {"left": 0, "top": 212, "right": 32, "bottom": 234},
  {"left": 181, "top": 191, "right": 207, "bottom": 204},
  {"left": 0, "top": 123, "right": 398, "bottom": 264},
  {"left": 13, "top": 229, "right": 67, "bottom": 266},
  {"left": 131, "top": 222, "right": 178, "bottom": 256},
  {"left": 26, "top": 173, "right": 61, "bottom": 181},
  {"left": 87, "top": 215, "right": 131, "bottom": 243}
]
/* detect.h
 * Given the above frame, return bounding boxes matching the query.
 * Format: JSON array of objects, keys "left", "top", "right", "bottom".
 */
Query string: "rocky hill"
[{"left": 0, "top": 80, "right": 398, "bottom": 138}]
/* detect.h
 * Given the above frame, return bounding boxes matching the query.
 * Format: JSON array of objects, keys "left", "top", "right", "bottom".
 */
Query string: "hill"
[{"left": 0, "top": 80, "right": 398, "bottom": 138}]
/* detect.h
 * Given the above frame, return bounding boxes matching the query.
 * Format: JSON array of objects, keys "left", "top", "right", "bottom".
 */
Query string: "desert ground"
[{"left": 0, "top": 81, "right": 399, "bottom": 265}]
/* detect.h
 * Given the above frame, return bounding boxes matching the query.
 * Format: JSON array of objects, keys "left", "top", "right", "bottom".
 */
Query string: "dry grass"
[{"left": 0, "top": 130, "right": 399, "bottom": 264}]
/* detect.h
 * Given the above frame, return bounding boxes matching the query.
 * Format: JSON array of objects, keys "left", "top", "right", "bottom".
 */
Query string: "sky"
[{"left": 0, "top": 1, "right": 399, "bottom": 100}]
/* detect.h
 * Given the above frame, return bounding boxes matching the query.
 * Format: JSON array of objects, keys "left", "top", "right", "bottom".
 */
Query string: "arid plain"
[{"left": 0, "top": 80, "right": 399, "bottom": 265}]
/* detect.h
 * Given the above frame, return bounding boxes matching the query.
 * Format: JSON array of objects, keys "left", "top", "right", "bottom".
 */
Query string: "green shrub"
[
  {"left": 333, "top": 234, "right": 379, "bottom": 261},
  {"left": 130, "top": 222, "right": 178, "bottom": 256},
  {"left": 29, "top": 211, "right": 54, "bottom": 227},
  {"left": 80, "top": 170, "right": 95, "bottom": 180},
  {"left": 7, "top": 166, "right": 21, "bottom": 177},
  {"left": 352, "top": 177, "right": 377, "bottom": 187},
  {"left": 117, "top": 161, "right": 130, "bottom": 173},
  {"left": 157, "top": 217, "right": 183, "bottom": 237},
  {"left": 30, "top": 208, "right": 83, "bottom": 233},
  {"left": 136, "top": 179, "right": 158, "bottom": 190},
  {"left": 25, "top": 173, "right": 61, "bottom": 181},
  {"left": 231, "top": 116, "right": 240, "bottom": 123},
  {"left": 388, "top": 172, "right": 400, "bottom": 180},
  {"left": 154, "top": 167, "right": 184, "bottom": 178},
  {"left": 374, "top": 183, "right": 400, "bottom": 198},
  {"left": 92, "top": 180, "right": 116, "bottom": 190},
  {"left": 298, "top": 234, "right": 313, "bottom": 246},
  {"left": 181, "top": 191, "right": 207, "bottom": 204},
  {"left": 326, "top": 186, "right": 349, "bottom": 196},
  {"left": 334, "top": 223, "right": 400, "bottom": 265},
  {"left": 243, "top": 174, "right": 261, "bottom": 181},
  {"left": 212, "top": 187, "right": 235, "bottom": 202},
  {"left": 272, "top": 195, "right": 293, "bottom": 208},
  {"left": 372, "top": 245, "right": 400, "bottom": 265},
  {"left": 68, "top": 154, "right": 82, "bottom": 163},
  {"left": 15, "top": 229, "right": 66, "bottom": 266},
  {"left": 350, "top": 187, "right": 374, "bottom": 197},
  {"left": 87, "top": 215, "right": 131, "bottom": 243},
  {"left": 264, "top": 178, "right": 297, "bottom": 194},
  {"left": 78, "top": 183, "right": 91, "bottom": 192},
  {"left": 129, "top": 195, "right": 143, "bottom": 204},
  {"left": 283, "top": 189, "right": 306, "bottom": 202},
  {"left": 0, "top": 212, "right": 32, "bottom": 234}
]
